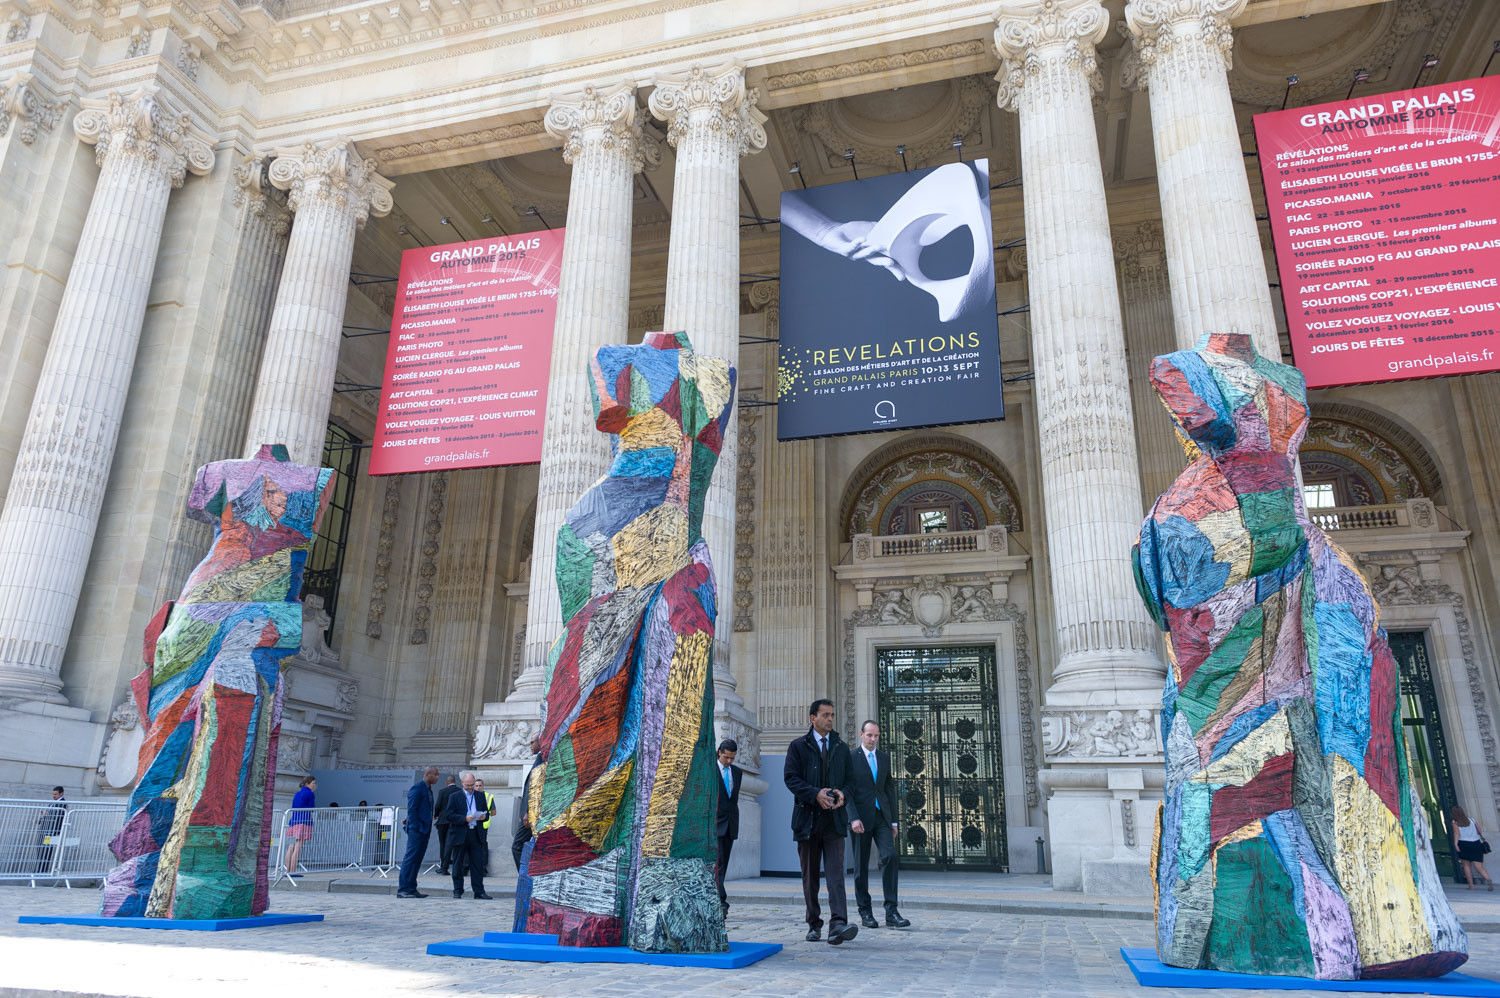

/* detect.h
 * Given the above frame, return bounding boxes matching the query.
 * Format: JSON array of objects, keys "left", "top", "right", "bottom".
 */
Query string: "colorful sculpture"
[
  {"left": 102, "top": 444, "right": 335, "bottom": 920},
  {"left": 523, "top": 331, "right": 734, "bottom": 953},
  {"left": 1134, "top": 333, "right": 1466, "bottom": 979}
]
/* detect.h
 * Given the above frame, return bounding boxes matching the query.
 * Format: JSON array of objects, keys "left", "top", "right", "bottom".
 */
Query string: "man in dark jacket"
[
  {"left": 433, "top": 775, "right": 458, "bottom": 876},
  {"left": 784, "top": 698, "right": 858, "bottom": 945},
  {"left": 849, "top": 720, "right": 909, "bottom": 928},
  {"left": 510, "top": 737, "right": 543, "bottom": 869},
  {"left": 443, "top": 771, "right": 493, "bottom": 899},
  {"left": 715, "top": 738, "right": 743, "bottom": 917},
  {"left": 397, "top": 765, "right": 438, "bottom": 898}
]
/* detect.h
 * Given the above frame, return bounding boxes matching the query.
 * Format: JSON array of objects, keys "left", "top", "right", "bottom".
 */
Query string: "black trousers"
[
  {"left": 798, "top": 833, "right": 848, "bottom": 929},
  {"left": 716, "top": 834, "right": 735, "bottom": 907},
  {"left": 436, "top": 823, "right": 451, "bottom": 870},
  {"left": 854, "top": 820, "right": 899, "bottom": 916},
  {"left": 451, "top": 834, "right": 485, "bottom": 894}
]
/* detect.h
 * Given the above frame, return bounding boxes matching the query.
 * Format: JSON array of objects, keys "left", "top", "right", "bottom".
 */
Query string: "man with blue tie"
[
  {"left": 715, "top": 739, "right": 742, "bottom": 918},
  {"left": 442, "top": 770, "right": 493, "bottom": 900},
  {"left": 849, "top": 721, "right": 909, "bottom": 928}
]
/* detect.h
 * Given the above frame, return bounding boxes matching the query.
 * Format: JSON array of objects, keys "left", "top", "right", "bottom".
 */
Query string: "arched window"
[
  {"left": 842, "top": 436, "right": 1022, "bottom": 539},
  {"left": 1298, "top": 412, "right": 1440, "bottom": 508}
]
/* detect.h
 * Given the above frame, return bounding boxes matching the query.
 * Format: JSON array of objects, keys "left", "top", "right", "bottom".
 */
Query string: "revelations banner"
[
  {"left": 776, "top": 158, "right": 1004, "bottom": 440},
  {"left": 1254, "top": 75, "right": 1500, "bottom": 388},
  {"left": 370, "top": 231, "right": 564, "bottom": 475}
]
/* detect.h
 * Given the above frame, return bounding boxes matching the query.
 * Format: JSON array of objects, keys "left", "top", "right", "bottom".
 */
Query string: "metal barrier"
[
  {"left": 0, "top": 797, "right": 128, "bottom": 887},
  {"left": 272, "top": 805, "right": 404, "bottom": 885}
]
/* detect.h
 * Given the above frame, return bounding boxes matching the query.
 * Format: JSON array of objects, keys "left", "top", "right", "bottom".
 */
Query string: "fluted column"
[
  {"left": 0, "top": 85, "right": 213, "bottom": 702},
  {"left": 1123, "top": 0, "right": 1279, "bottom": 358},
  {"left": 242, "top": 138, "right": 392, "bottom": 465},
  {"left": 508, "top": 83, "right": 653, "bottom": 703},
  {"left": 649, "top": 63, "right": 767, "bottom": 708},
  {"left": 1113, "top": 221, "right": 1184, "bottom": 505}
]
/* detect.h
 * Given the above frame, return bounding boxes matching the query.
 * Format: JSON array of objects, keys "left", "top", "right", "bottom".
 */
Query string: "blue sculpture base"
[
  {"left": 1122, "top": 948, "right": 1500, "bottom": 995},
  {"left": 429, "top": 931, "right": 781, "bottom": 968},
  {"left": 19, "top": 914, "right": 324, "bottom": 932}
]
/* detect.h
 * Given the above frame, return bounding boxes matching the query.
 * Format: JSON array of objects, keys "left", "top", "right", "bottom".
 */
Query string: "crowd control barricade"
[
  {"left": 0, "top": 797, "right": 128, "bottom": 887},
  {"left": 272, "top": 805, "right": 403, "bottom": 885}
]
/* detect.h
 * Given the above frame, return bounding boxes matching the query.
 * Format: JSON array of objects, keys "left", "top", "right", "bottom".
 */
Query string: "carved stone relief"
[
  {"left": 845, "top": 445, "right": 1023, "bottom": 537},
  {"left": 472, "top": 717, "right": 540, "bottom": 763},
  {"left": 366, "top": 475, "right": 402, "bottom": 638},
  {"left": 409, "top": 472, "right": 448, "bottom": 644},
  {"left": 96, "top": 697, "right": 144, "bottom": 791}
]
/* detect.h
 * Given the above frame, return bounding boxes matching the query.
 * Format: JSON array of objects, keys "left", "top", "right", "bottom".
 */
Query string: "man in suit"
[
  {"left": 442, "top": 770, "right": 493, "bottom": 899},
  {"left": 433, "top": 775, "right": 458, "bottom": 876},
  {"left": 784, "top": 698, "right": 859, "bottom": 945},
  {"left": 849, "top": 721, "right": 910, "bottom": 928},
  {"left": 510, "top": 737, "right": 543, "bottom": 869},
  {"left": 715, "top": 738, "right": 742, "bottom": 917},
  {"left": 397, "top": 765, "right": 439, "bottom": 898}
]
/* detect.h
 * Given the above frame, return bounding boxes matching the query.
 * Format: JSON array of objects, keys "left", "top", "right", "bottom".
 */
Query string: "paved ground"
[{"left": 4, "top": 882, "right": 1500, "bottom": 997}]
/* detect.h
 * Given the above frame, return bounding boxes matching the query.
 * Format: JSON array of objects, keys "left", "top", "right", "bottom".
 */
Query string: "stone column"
[
  {"left": 994, "top": 0, "right": 1165, "bottom": 894},
  {"left": 0, "top": 85, "right": 213, "bottom": 703},
  {"left": 1113, "top": 221, "right": 1183, "bottom": 505},
  {"left": 242, "top": 138, "right": 392, "bottom": 465},
  {"left": 649, "top": 63, "right": 767, "bottom": 758},
  {"left": 1123, "top": 0, "right": 1279, "bottom": 359}
]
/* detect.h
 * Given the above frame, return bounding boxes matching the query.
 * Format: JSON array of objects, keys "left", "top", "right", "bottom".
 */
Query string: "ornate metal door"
[
  {"left": 1388, "top": 630, "right": 1461, "bottom": 879},
  {"left": 877, "top": 645, "right": 1007, "bottom": 871}
]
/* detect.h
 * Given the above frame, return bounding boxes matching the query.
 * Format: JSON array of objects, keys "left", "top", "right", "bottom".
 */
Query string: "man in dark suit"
[
  {"left": 433, "top": 775, "right": 458, "bottom": 876},
  {"left": 510, "top": 737, "right": 543, "bottom": 869},
  {"left": 442, "top": 770, "right": 493, "bottom": 899},
  {"left": 784, "top": 698, "right": 858, "bottom": 945},
  {"left": 849, "top": 720, "right": 910, "bottom": 928},
  {"left": 397, "top": 765, "right": 439, "bottom": 898},
  {"left": 715, "top": 738, "right": 742, "bottom": 917}
]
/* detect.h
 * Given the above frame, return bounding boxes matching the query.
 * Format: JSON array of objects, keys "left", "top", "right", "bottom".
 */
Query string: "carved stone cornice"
[
  {"left": 0, "top": 71, "right": 61, "bottom": 146},
  {"left": 544, "top": 82, "right": 657, "bottom": 173},
  {"left": 267, "top": 137, "right": 394, "bottom": 226},
  {"left": 1112, "top": 220, "right": 1165, "bottom": 279},
  {"left": 648, "top": 63, "right": 767, "bottom": 157},
  {"left": 993, "top": 0, "right": 1111, "bottom": 111},
  {"left": 233, "top": 154, "right": 292, "bottom": 236},
  {"left": 72, "top": 85, "right": 214, "bottom": 188},
  {"left": 1122, "top": 0, "right": 1246, "bottom": 81}
]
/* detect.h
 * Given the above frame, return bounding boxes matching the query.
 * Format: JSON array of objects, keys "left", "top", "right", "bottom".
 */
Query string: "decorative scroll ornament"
[
  {"left": 232, "top": 155, "right": 292, "bottom": 235},
  {"left": 993, "top": 0, "right": 1111, "bottom": 110},
  {"left": 648, "top": 63, "right": 768, "bottom": 156},
  {"left": 473, "top": 717, "right": 541, "bottom": 762},
  {"left": 544, "top": 82, "right": 658, "bottom": 173},
  {"left": 1, "top": 72, "right": 60, "bottom": 145},
  {"left": 267, "top": 137, "right": 394, "bottom": 226},
  {"left": 73, "top": 85, "right": 214, "bottom": 188},
  {"left": 1123, "top": 0, "right": 1247, "bottom": 78}
]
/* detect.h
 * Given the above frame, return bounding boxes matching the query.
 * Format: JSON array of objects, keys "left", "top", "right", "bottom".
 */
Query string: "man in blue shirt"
[{"left": 397, "top": 766, "right": 439, "bottom": 898}]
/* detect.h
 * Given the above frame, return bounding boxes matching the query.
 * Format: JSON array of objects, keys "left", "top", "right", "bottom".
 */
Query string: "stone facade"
[{"left": 0, "top": 0, "right": 1497, "bottom": 897}]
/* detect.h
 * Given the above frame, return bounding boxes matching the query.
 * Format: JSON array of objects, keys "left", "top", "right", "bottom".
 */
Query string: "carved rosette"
[
  {"left": 1123, "top": 0, "right": 1247, "bottom": 84},
  {"left": 993, "top": 0, "right": 1111, "bottom": 111},
  {"left": 1, "top": 72, "right": 60, "bottom": 145},
  {"left": 267, "top": 137, "right": 394, "bottom": 227},
  {"left": 647, "top": 63, "right": 768, "bottom": 157},
  {"left": 73, "top": 86, "right": 214, "bottom": 189},
  {"left": 544, "top": 82, "right": 658, "bottom": 174}
]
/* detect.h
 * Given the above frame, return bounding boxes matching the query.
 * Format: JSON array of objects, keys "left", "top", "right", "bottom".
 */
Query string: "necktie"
[
  {"left": 869, "top": 751, "right": 880, "bottom": 810},
  {"left": 819, "top": 736, "right": 828, "bottom": 768},
  {"left": 722, "top": 766, "right": 732, "bottom": 796}
]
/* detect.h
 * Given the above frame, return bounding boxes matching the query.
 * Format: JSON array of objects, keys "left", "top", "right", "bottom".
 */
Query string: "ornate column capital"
[
  {"left": 648, "top": 63, "right": 767, "bottom": 157},
  {"left": 1, "top": 71, "right": 61, "bottom": 146},
  {"left": 73, "top": 85, "right": 214, "bottom": 188},
  {"left": 267, "top": 137, "right": 394, "bottom": 227},
  {"left": 545, "top": 82, "right": 659, "bottom": 173},
  {"left": 233, "top": 154, "right": 292, "bottom": 236},
  {"left": 993, "top": 0, "right": 1111, "bottom": 110},
  {"left": 1123, "top": 0, "right": 1245, "bottom": 77}
]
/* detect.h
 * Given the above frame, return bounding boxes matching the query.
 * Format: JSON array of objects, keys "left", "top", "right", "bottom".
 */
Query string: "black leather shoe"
[
  {"left": 438, "top": 868, "right": 450, "bottom": 876},
  {"left": 473, "top": 892, "right": 494, "bottom": 900},
  {"left": 396, "top": 891, "right": 428, "bottom": 899},
  {"left": 453, "top": 889, "right": 463, "bottom": 898},
  {"left": 829, "top": 923, "right": 859, "bottom": 945},
  {"left": 805, "top": 927, "right": 821, "bottom": 942},
  {"left": 859, "top": 912, "right": 879, "bottom": 928},
  {"left": 885, "top": 911, "right": 911, "bottom": 928}
]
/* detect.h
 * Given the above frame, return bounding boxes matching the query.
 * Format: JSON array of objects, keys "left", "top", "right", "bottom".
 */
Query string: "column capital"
[
  {"left": 1, "top": 71, "right": 60, "bottom": 146},
  {"left": 73, "top": 85, "right": 215, "bottom": 188},
  {"left": 993, "top": 0, "right": 1110, "bottom": 110},
  {"left": 267, "top": 137, "right": 394, "bottom": 227},
  {"left": 1123, "top": 0, "right": 1245, "bottom": 76},
  {"left": 233, "top": 155, "right": 292, "bottom": 236},
  {"left": 648, "top": 63, "right": 767, "bottom": 157},
  {"left": 544, "top": 82, "right": 658, "bottom": 173}
]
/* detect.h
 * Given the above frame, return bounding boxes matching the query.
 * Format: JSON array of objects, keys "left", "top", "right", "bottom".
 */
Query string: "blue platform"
[
  {"left": 1122, "top": 948, "right": 1500, "bottom": 995},
  {"left": 428, "top": 931, "right": 781, "bottom": 968},
  {"left": 18, "top": 914, "right": 324, "bottom": 932}
]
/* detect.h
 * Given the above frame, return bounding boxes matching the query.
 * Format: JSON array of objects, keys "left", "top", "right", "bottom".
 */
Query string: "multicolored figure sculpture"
[
  {"left": 102, "top": 444, "right": 335, "bottom": 920},
  {"left": 1135, "top": 333, "right": 1466, "bottom": 980},
  {"left": 523, "top": 331, "right": 734, "bottom": 953}
]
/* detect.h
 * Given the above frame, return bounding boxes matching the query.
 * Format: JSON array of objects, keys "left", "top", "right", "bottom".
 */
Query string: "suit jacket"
[
  {"left": 406, "top": 781, "right": 434, "bottom": 836},
  {"left": 784, "top": 727, "right": 854, "bottom": 841},
  {"left": 511, "top": 759, "right": 542, "bottom": 866},
  {"left": 847, "top": 746, "right": 895, "bottom": 828},
  {"left": 433, "top": 783, "right": 459, "bottom": 827},
  {"left": 716, "top": 764, "right": 743, "bottom": 840},
  {"left": 442, "top": 787, "right": 487, "bottom": 846}
]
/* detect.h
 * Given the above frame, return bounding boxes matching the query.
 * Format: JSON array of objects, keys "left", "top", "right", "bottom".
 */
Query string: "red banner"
[
  {"left": 370, "top": 230, "right": 564, "bottom": 475},
  {"left": 1254, "top": 75, "right": 1500, "bottom": 388}
]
